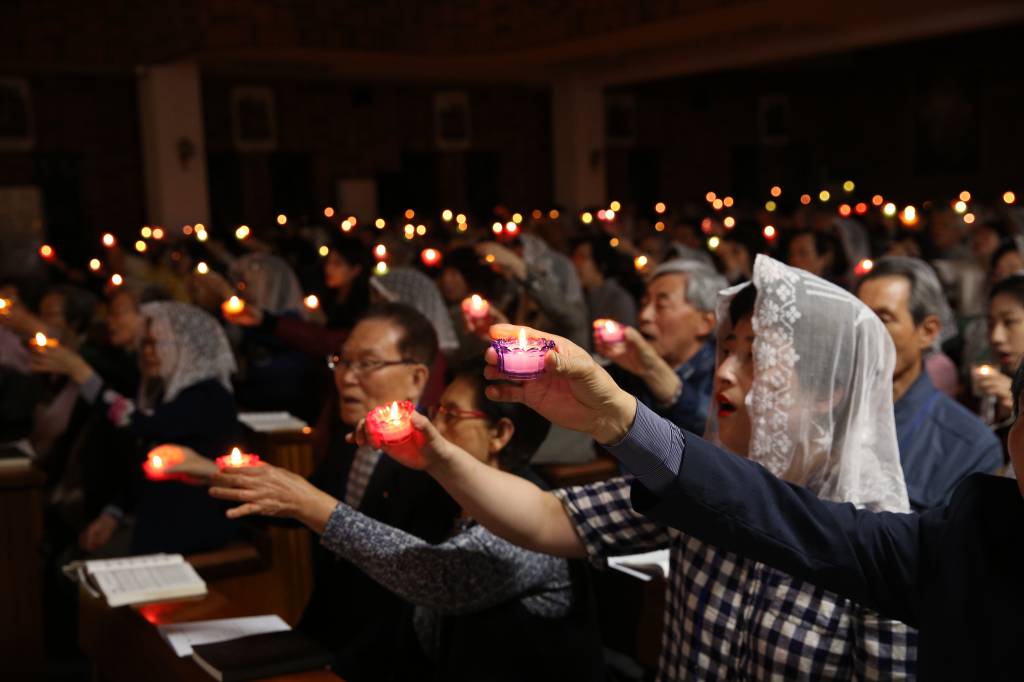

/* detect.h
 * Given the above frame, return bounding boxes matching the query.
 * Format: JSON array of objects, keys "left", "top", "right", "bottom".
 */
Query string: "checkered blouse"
[{"left": 555, "top": 477, "right": 917, "bottom": 680}]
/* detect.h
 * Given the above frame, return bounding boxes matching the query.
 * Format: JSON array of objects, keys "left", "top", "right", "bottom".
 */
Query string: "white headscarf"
[
  {"left": 229, "top": 253, "right": 305, "bottom": 316},
  {"left": 370, "top": 267, "right": 459, "bottom": 352},
  {"left": 139, "top": 302, "right": 237, "bottom": 409},
  {"left": 707, "top": 255, "right": 910, "bottom": 513}
]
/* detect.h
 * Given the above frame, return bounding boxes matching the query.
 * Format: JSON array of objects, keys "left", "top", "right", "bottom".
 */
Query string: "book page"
[
  {"left": 158, "top": 615, "right": 291, "bottom": 657},
  {"left": 607, "top": 548, "right": 670, "bottom": 582},
  {"left": 238, "top": 411, "right": 309, "bottom": 433}
]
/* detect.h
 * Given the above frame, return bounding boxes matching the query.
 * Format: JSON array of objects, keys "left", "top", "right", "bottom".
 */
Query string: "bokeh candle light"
[
  {"left": 304, "top": 294, "right": 320, "bottom": 310},
  {"left": 593, "top": 319, "right": 625, "bottom": 345},
  {"left": 421, "top": 248, "right": 442, "bottom": 267},
  {"left": 0, "top": 298, "right": 11, "bottom": 315},
  {"left": 366, "top": 400, "right": 416, "bottom": 445},
  {"left": 33, "top": 332, "right": 59, "bottom": 349},
  {"left": 491, "top": 327, "right": 556, "bottom": 380},
  {"left": 461, "top": 294, "right": 490, "bottom": 321},
  {"left": 222, "top": 296, "right": 246, "bottom": 316},
  {"left": 216, "top": 446, "right": 262, "bottom": 470}
]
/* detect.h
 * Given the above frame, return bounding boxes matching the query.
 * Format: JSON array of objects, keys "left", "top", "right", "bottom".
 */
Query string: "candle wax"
[
  {"left": 491, "top": 328, "right": 555, "bottom": 380},
  {"left": 366, "top": 400, "right": 415, "bottom": 445}
]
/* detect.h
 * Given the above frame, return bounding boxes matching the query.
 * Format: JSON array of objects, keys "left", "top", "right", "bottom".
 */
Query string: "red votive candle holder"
[
  {"left": 461, "top": 294, "right": 490, "bottom": 322},
  {"left": 366, "top": 400, "right": 416, "bottom": 445},
  {"left": 143, "top": 449, "right": 184, "bottom": 481},
  {"left": 216, "top": 447, "right": 262, "bottom": 470},
  {"left": 593, "top": 319, "right": 625, "bottom": 345},
  {"left": 491, "top": 327, "right": 556, "bottom": 380},
  {"left": 33, "top": 332, "right": 59, "bottom": 350}
]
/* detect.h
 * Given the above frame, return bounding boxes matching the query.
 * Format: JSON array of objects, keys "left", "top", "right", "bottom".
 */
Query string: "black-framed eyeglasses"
[{"left": 326, "top": 354, "right": 418, "bottom": 376}]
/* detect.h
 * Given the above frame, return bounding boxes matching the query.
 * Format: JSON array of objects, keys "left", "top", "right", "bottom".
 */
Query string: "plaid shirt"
[{"left": 555, "top": 477, "right": 917, "bottom": 680}]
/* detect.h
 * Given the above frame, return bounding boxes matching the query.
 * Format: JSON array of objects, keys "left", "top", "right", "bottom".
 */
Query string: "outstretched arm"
[{"left": 349, "top": 412, "right": 587, "bottom": 558}]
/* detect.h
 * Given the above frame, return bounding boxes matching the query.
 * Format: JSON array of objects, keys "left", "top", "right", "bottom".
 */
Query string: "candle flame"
[
  {"left": 978, "top": 365, "right": 993, "bottom": 376},
  {"left": 389, "top": 401, "right": 400, "bottom": 421},
  {"left": 0, "top": 299, "right": 8, "bottom": 311},
  {"left": 34, "top": 332, "right": 47, "bottom": 347},
  {"left": 604, "top": 320, "right": 617, "bottom": 333},
  {"left": 518, "top": 327, "right": 528, "bottom": 350},
  {"left": 229, "top": 447, "right": 243, "bottom": 465},
  {"left": 471, "top": 294, "right": 482, "bottom": 308},
  {"left": 152, "top": 454, "right": 164, "bottom": 469}
]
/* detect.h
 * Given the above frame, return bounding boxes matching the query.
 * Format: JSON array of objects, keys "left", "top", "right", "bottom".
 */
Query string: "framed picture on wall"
[
  {"left": 758, "top": 95, "right": 790, "bottom": 147},
  {"left": 434, "top": 91, "right": 471, "bottom": 152},
  {"left": 0, "top": 78, "right": 34, "bottom": 151},
  {"left": 231, "top": 86, "right": 277, "bottom": 152}
]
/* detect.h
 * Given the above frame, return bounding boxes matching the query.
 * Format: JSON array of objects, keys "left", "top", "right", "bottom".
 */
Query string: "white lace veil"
[
  {"left": 706, "top": 255, "right": 910, "bottom": 513},
  {"left": 139, "top": 302, "right": 237, "bottom": 410},
  {"left": 369, "top": 267, "right": 460, "bottom": 353},
  {"left": 229, "top": 253, "right": 306, "bottom": 316}
]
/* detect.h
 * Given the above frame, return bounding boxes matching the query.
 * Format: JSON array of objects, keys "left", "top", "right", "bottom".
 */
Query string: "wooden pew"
[
  {"left": 0, "top": 464, "right": 46, "bottom": 678},
  {"left": 183, "top": 426, "right": 317, "bottom": 625}
]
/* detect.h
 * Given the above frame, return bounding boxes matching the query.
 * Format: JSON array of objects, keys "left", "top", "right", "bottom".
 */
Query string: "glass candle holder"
[
  {"left": 366, "top": 400, "right": 416, "bottom": 445},
  {"left": 216, "top": 447, "right": 262, "bottom": 470},
  {"left": 491, "top": 328, "right": 556, "bottom": 380},
  {"left": 593, "top": 319, "right": 625, "bottom": 345},
  {"left": 461, "top": 294, "right": 490, "bottom": 323},
  {"left": 143, "top": 449, "right": 184, "bottom": 481}
]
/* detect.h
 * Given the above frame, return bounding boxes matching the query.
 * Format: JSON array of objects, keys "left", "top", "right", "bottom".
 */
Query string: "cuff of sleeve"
[
  {"left": 603, "top": 401, "right": 684, "bottom": 497},
  {"left": 319, "top": 502, "right": 352, "bottom": 552},
  {"left": 79, "top": 373, "right": 103, "bottom": 404}
]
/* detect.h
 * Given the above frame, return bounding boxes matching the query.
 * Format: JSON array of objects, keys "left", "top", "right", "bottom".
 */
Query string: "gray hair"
[
  {"left": 856, "top": 256, "right": 954, "bottom": 341},
  {"left": 649, "top": 258, "right": 728, "bottom": 313}
]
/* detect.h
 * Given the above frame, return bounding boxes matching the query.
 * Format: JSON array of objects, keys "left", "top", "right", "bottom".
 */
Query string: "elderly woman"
[
  {"left": 31, "top": 301, "right": 241, "bottom": 554},
  {"left": 167, "top": 362, "right": 605, "bottom": 681}
]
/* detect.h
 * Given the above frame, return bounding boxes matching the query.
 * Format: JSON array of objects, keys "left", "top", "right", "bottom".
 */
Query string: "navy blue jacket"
[
  {"left": 610, "top": 404, "right": 1023, "bottom": 681},
  {"left": 895, "top": 370, "right": 1002, "bottom": 509}
]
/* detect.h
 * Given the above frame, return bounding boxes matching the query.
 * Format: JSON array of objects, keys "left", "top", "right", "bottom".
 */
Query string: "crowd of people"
[{"left": 2, "top": 190, "right": 1022, "bottom": 680}]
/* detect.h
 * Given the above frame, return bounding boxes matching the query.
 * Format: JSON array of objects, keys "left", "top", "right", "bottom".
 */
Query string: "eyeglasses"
[
  {"left": 428, "top": 404, "right": 489, "bottom": 424},
  {"left": 326, "top": 354, "right": 418, "bottom": 376}
]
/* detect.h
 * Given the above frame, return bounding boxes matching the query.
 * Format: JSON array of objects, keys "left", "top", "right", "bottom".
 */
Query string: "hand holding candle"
[
  {"left": 483, "top": 323, "right": 637, "bottom": 445},
  {"left": 144, "top": 444, "right": 221, "bottom": 483},
  {"left": 143, "top": 446, "right": 186, "bottom": 481}
]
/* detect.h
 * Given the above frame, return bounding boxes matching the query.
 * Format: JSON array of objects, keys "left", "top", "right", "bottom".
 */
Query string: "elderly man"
[
  {"left": 856, "top": 256, "right": 1002, "bottom": 509},
  {"left": 596, "top": 259, "right": 726, "bottom": 435},
  {"left": 299, "top": 302, "right": 459, "bottom": 680}
]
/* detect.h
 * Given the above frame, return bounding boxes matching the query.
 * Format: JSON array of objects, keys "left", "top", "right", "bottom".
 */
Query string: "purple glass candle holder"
[{"left": 491, "top": 334, "right": 556, "bottom": 380}]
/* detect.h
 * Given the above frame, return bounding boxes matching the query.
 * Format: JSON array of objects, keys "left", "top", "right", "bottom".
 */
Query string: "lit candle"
[
  {"left": 102, "top": 233, "right": 116, "bottom": 248},
  {"left": 366, "top": 400, "right": 416, "bottom": 445},
  {"left": 39, "top": 244, "right": 56, "bottom": 261},
  {"left": 216, "top": 446, "right": 262, "bottom": 470},
  {"left": 421, "top": 248, "right": 442, "bottom": 267},
  {"left": 977, "top": 364, "right": 994, "bottom": 377},
  {"left": 491, "top": 327, "right": 555, "bottom": 380},
  {"left": 461, "top": 294, "right": 490, "bottom": 321},
  {"left": 222, "top": 296, "right": 246, "bottom": 316},
  {"left": 593, "top": 319, "right": 625, "bottom": 345},
  {"left": 855, "top": 259, "right": 874, "bottom": 276},
  {"left": 0, "top": 298, "right": 11, "bottom": 316},
  {"left": 143, "top": 448, "right": 184, "bottom": 481},
  {"left": 304, "top": 294, "right": 320, "bottom": 310},
  {"left": 33, "top": 332, "right": 59, "bottom": 349}
]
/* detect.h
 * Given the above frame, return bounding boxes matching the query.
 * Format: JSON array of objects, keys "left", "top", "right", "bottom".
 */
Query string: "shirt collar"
[
  {"left": 894, "top": 366, "right": 936, "bottom": 416},
  {"left": 679, "top": 339, "right": 716, "bottom": 381}
]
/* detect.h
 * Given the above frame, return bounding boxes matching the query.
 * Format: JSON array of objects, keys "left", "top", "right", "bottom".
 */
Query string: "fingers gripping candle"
[{"left": 491, "top": 327, "right": 556, "bottom": 380}]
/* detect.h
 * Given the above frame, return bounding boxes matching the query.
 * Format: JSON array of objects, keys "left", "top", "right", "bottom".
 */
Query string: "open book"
[{"left": 63, "top": 553, "right": 207, "bottom": 607}]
